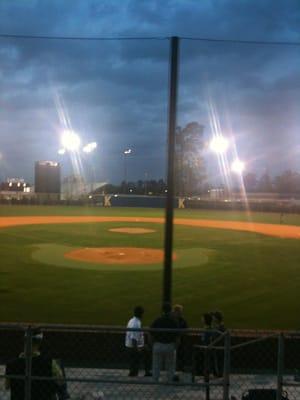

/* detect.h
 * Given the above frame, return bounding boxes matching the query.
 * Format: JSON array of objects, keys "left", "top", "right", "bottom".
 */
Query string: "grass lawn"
[{"left": 0, "top": 205, "right": 299, "bottom": 329}]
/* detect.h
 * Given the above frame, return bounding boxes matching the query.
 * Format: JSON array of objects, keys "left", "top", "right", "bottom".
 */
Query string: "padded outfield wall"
[{"left": 1, "top": 193, "right": 300, "bottom": 213}]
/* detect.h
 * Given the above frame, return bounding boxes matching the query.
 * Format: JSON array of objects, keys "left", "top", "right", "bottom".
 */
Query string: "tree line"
[
  {"left": 98, "top": 120, "right": 300, "bottom": 196},
  {"left": 244, "top": 170, "right": 300, "bottom": 193},
  {"left": 101, "top": 179, "right": 167, "bottom": 195}
]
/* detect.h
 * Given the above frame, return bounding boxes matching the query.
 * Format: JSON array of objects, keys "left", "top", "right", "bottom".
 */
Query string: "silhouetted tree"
[
  {"left": 243, "top": 172, "right": 258, "bottom": 192},
  {"left": 274, "top": 170, "right": 300, "bottom": 193},
  {"left": 175, "top": 122, "right": 206, "bottom": 196},
  {"left": 257, "top": 171, "right": 273, "bottom": 192}
]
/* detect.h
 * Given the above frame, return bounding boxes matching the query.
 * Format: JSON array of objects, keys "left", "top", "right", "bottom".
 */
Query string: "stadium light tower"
[
  {"left": 83, "top": 142, "right": 97, "bottom": 153},
  {"left": 231, "top": 159, "right": 245, "bottom": 174},
  {"left": 209, "top": 136, "right": 229, "bottom": 154},
  {"left": 82, "top": 142, "right": 98, "bottom": 192},
  {"left": 61, "top": 129, "right": 81, "bottom": 152},
  {"left": 123, "top": 148, "right": 132, "bottom": 192}
]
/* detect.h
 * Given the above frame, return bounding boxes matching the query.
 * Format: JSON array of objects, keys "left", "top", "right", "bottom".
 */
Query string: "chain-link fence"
[{"left": 0, "top": 324, "right": 299, "bottom": 400}]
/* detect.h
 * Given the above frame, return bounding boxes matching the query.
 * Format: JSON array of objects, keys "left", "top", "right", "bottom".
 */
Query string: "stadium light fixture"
[
  {"left": 209, "top": 136, "right": 229, "bottom": 154},
  {"left": 61, "top": 130, "right": 81, "bottom": 152},
  {"left": 83, "top": 142, "right": 97, "bottom": 153},
  {"left": 231, "top": 159, "right": 245, "bottom": 174},
  {"left": 58, "top": 148, "right": 66, "bottom": 155}
]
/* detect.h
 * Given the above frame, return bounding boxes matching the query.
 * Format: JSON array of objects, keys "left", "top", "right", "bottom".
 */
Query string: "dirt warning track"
[{"left": 0, "top": 215, "right": 300, "bottom": 239}]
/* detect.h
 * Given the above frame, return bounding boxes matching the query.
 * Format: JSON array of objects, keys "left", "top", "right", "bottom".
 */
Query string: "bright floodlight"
[
  {"left": 61, "top": 130, "right": 81, "bottom": 151},
  {"left": 231, "top": 159, "right": 245, "bottom": 174},
  {"left": 209, "top": 136, "right": 229, "bottom": 154},
  {"left": 83, "top": 142, "right": 97, "bottom": 153},
  {"left": 58, "top": 148, "right": 66, "bottom": 155},
  {"left": 124, "top": 148, "right": 132, "bottom": 155}
]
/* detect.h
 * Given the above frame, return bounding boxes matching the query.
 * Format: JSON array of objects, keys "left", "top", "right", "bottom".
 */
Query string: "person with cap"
[
  {"left": 125, "top": 306, "right": 151, "bottom": 377},
  {"left": 5, "top": 327, "right": 66, "bottom": 400}
]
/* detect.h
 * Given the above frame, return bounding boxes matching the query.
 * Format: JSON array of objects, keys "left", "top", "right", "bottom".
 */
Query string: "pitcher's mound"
[
  {"left": 109, "top": 227, "right": 155, "bottom": 234},
  {"left": 65, "top": 247, "right": 175, "bottom": 264}
]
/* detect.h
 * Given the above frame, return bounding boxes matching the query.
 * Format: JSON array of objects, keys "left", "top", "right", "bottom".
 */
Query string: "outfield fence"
[
  {"left": 0, "top": 324, "right": 300, "bottom": 400},
  {"left": 1, "top": 193, "right": 300, "bottom": 214}
]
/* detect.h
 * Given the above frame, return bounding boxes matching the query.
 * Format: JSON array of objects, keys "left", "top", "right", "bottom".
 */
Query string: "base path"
[{"left": 0, "top": 216, "right": 300, "bottom": 239}]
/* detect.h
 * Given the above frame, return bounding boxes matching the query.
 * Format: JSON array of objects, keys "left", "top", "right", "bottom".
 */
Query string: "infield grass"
[{"left": 0, "top": 205, "right": 300, "bottom": 329}]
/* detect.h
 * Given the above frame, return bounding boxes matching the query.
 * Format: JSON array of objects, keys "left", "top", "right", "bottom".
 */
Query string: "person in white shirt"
[{"left": 125, "top": 306, "right": 151, "bottom": 377}]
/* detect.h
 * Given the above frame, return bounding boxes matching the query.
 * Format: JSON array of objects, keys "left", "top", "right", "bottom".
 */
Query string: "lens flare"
[
  {"left": 83, "top": 142, "right": 97, "bottom": 153},
  {"left": 209, "top": 136, "right": 229, "bottom": 154},
  {"left": 231, "top": 159, "right": 245, "bottom": 174},
  {"left": 61, "top": 130, "right": 81, "bottom": 151}
]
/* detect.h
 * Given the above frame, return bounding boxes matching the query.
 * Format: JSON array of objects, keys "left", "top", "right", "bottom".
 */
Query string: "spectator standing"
[
  {"left": 172, "top": 304, "right": 188, "bottom": 375},
  {"left": 150, "top": 303, "right": 179, "bottom": 383},
  {"left": 5, "top": 328, "right": 65, "bottom": 400},
  {"left": 212, "top": 311, "right": 225, "bottom": 333},
  {"left": 172, "top": 305, "right": 188, "bottom": 330},
  {"left": 212, "top": 311, "right": 226, "bottom": 377},
  {"left": 201, "top": 313, "right": 214, "bottom": 381},
  {"left": 125, "top": 306, "right": 151, "bottom": 377}
]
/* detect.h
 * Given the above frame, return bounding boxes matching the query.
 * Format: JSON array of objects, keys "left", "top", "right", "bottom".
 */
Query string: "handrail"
[
  {"left": 230, "top": 333, "right": 279, "bottom": 350},
  {"left": 1, "top": 323, "right": 300, "bottom": 337}
]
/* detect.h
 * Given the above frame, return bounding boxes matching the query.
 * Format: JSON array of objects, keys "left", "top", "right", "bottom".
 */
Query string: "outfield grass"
[{"left": 0, "top": 206, "right": 300, "bottom": 329}]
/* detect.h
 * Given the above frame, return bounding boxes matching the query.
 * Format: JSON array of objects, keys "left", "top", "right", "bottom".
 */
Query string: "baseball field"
[{"left": 0, "top": 205, "right": 300, "bottom": 330}]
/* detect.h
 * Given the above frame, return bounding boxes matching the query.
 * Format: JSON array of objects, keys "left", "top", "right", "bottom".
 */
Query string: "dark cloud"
[{"left": 0, "top": 0, "right": 299, "bottom": 183}]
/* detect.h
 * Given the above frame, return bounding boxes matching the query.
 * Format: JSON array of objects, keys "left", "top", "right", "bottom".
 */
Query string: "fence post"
[
  {"left": 24, "top": 326, "right": 32, "bottom": 400},
  {"left": 223, "top": 331, "right": 231, "bottom": 400},
  {"left": 277, "top": 333, "right": 284, "bottom": 400}
]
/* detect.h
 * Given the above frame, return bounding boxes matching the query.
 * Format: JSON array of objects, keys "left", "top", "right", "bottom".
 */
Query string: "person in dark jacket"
[
  {"left": 212, "top": 311, "right": 225, "bottom": 333},
  {"left": 150, "top": 303, "right": 179, "bottom": 382},
  {"left": 201, "top": 313, "right": 214, "bottom": 381},
  {"left": 172, "top": 304, "right": 188, "bottom": 375},
  {"left": 5, "top": 328, "right": 65, "bottom": 400},
  {"left": 212, "top": 311, "right": 226, "bottom": 377}
]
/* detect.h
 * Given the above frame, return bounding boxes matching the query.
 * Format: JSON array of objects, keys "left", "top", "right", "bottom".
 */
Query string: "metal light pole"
[
  {"left": 144, "top": 171, "right": 148, "bottom": 195},
  {"left": 163, "top": 36, "right": 179, "bottom": 305},
  {"left": 123, "top": 149, "right": 132, "bottom": 193},
  {"left": 82, "top": 142, "right": 98, "bottom": 193}
]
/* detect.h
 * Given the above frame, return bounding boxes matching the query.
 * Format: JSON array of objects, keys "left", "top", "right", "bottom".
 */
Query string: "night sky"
[{"left": 0, "top": 1, "right": 299, "bottom": 184}]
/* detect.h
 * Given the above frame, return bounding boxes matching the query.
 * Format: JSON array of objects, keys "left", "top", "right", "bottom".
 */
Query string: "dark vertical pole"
[
  {"left": 277, "top": 333, "right": 284, "bottom": 400},
  {"left": 163, "top": 36, "right": 179, "bottom": 304},
  {"left": 223, "top": 332, "right": 231, "bottom": 400},
  {"left": 24, "top": 326, "right": 32, "bottom": 400},
  {"left": 123, "top": 153, "right": 127, "bottom": 193}
]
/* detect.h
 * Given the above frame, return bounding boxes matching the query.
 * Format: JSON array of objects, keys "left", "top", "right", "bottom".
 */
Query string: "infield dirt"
[
  {"left": 64, "top": 247, "right": 173, "bottom": 264},
  {"left": 0, "top": 215, "right": 300, "bottom": 239}
]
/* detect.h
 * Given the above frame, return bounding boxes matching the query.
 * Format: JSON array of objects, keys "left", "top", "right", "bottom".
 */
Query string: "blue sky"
[{"left": 0, "top": 0, "right": 299, "bottom": 184}]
